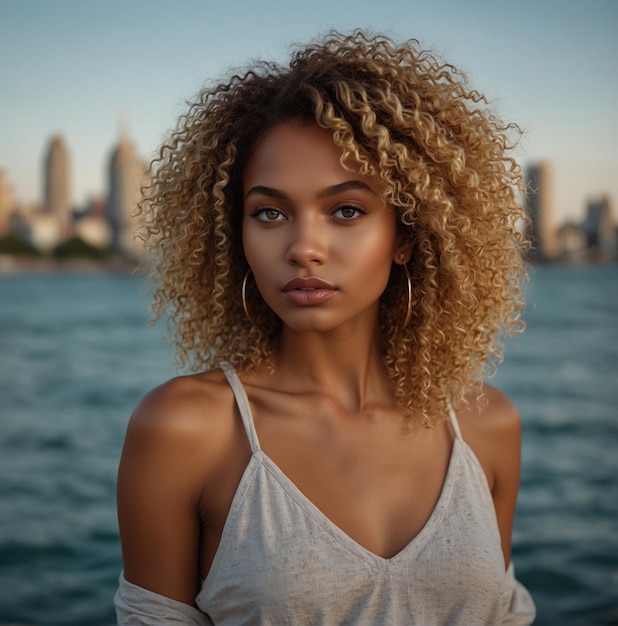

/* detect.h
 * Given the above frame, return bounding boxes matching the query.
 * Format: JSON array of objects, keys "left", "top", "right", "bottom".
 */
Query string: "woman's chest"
[
  {"left": 197, "top": 443, "right": 506, "bottom": 625},
  {"left": 259, "top": 416, "right": 453, "bottom": 559},
  {"left": 201, "top": 402, "right": 454, "bottom": 569}
]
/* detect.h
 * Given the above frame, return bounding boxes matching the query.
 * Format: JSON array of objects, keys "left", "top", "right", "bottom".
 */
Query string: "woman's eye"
[
  {"left": 333, "top": 205, "right": 363, "bottom": 220},
  {"left": 254, "top": 208, "right": 285, "bottom": 222}
]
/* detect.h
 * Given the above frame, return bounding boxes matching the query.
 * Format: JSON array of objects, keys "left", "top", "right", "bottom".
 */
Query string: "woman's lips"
[{"left": 282, "top": 277, "right": 337, "bottom": 306}]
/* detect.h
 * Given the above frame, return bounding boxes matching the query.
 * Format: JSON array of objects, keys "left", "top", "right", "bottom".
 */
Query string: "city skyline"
[
  {"left": 1, "top": 0, "right": 617, "bottom": 224},
  {"left": 2, "top": 126, "right": 614, "bottom": 230},
  {"left": 3, "top": 126, "right": 613, "bottom": 265},
  {"left": 0, "top": 129, "right": 148, "bottom": 258}
]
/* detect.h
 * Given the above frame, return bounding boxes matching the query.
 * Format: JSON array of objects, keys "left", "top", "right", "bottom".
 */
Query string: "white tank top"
[{"left": 115, "top": 362, "right": 536, "bottom": 625}]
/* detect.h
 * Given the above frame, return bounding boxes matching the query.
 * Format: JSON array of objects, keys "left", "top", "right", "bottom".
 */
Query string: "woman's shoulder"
[
  {"left": 129, "top": 368, "right": 232, "bottom": 430},
  {"left": 455, "top": 384, "right": 521, "bottom": 438},
  {"left": 121, "top": 367, "right": 240, "bottom": 473},
  {"left": 117, "top": 367, "right": 247, "bottom": 601},
  {"left": 454, "top": 384, "right": 522, "bottom": 491}
]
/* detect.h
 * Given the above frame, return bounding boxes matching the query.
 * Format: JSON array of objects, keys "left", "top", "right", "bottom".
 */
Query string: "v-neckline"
[
  {"left": 254, "top": 439, "right": 461, "bottom": 570},
  {"left": 217, "top": 362, "right": 461, "bottom": 571}
]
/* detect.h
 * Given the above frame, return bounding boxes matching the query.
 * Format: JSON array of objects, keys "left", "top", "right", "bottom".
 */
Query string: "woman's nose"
[{"left": 286, "top": 214, "right": 327, "bottom": 266}]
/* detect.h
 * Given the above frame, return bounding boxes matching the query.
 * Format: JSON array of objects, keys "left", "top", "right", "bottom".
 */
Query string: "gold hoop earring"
[
  {"left": 401, "top": 254, "right": 412, "bottom": 328},
  {"left": 241, "top": 269, "right": 256, "bottom": 326}
]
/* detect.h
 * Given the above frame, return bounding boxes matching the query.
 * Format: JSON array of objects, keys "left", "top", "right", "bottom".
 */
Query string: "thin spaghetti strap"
[
  {"left": 447, "top": 399, "right": 464, "bottom": 441},
  {"left": 219, "top": 362, "right": 261, "bottom": 453}
]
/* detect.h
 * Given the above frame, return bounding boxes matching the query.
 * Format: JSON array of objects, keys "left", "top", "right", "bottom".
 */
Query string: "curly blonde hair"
[{"left": 140, "top": 29, "right": 528, "bottom": 425}]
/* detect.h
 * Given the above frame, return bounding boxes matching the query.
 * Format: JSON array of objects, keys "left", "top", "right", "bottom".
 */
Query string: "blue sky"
[{"left": 1, "top": 0, "right": 616, "bottom": 223}]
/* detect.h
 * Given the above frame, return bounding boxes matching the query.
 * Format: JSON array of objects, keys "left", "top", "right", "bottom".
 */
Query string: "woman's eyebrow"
[
  {"left": 316, "top": 180, "right": 375, "bottom": 198},
  {"left": 245, "top": 180, "right": 375, "bottom": 201},
  {"left": 245, "top": 185, "right": 288, "bottom": 200}
]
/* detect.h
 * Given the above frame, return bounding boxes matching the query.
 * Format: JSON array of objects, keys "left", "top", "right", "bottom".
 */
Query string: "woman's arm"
[
  {"left": 117, "top": 378, "right": 216, "bottom": 605},
  {"left": 457, "top": 385, "right": 522, "bottom": 568}
]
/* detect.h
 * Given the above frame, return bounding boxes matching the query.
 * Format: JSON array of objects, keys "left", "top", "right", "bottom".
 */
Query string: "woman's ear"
[{"left": 393, "top": 238, "right": 413, "bottom": 265}]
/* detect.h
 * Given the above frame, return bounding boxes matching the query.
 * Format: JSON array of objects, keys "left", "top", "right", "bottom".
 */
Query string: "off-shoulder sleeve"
[
  {"left": 115, "top": 571, "right": 212, "bottom": 626},
  {"left": 500, "top": 562, "right": 536, "bottom": 625}
]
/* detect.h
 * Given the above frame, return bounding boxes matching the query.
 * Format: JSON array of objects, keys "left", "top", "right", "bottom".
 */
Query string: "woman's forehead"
[{"left": 243, "top": 121, "right": 382, "bottom": 195}]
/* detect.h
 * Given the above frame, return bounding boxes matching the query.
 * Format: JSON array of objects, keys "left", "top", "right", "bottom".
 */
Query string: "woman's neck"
[{"left": 271, "top": 322, "right": 394, "bottom": 413}]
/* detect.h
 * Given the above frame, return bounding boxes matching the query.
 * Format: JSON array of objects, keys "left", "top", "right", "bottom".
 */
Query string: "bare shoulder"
[
  {"left": 117, "top": 369, "right": 242, "bottom": 601},
  {"left": 454, "top": 384, "right": 522, "bottom": 491},
  {"left": 455, "top": 384, "right": 524, "bottom": 568},
  {"left": 119, "top": 368, "right": 239, "bottom": 492},
  {"left": 456, "top": 383, "right": 521, "bottom": 439},
  {"left": 127, "top": 369, "right": 233, "bottom": 439}
]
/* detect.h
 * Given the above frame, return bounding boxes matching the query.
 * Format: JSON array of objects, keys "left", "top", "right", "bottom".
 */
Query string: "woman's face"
[{"left": 242, "top": 121, "right": 402, "bottom": 334}]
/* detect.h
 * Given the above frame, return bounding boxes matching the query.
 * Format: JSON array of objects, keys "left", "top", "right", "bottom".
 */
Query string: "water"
[
  {"left": 0, "top": 266, "right": 616, "bottom": 625},
  {"left": 493, "top": 265, "right": 618, "bottom": 625}
]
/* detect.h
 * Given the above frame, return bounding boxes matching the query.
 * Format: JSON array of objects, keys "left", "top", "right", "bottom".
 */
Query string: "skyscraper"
[
  {"left": 524, "top": 162, "right": 559, "bottom": 261},
  {"left": 582, "top": 195, "right": 616, "bottom": 258},
  {"left": 44, "top": 134, "right": 71, "bottom": 238},
  {"left": 108, "top": 134, "right": 147, "bottom": 257}
]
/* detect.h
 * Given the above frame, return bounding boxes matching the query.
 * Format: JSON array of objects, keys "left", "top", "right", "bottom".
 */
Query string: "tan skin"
[{"left": 117, "top": 122, "right": 522, "bottom": 607}]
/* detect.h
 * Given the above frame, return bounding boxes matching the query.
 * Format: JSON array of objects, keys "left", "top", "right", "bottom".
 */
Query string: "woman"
[{"left": 115, "top": 30, "right": 536, "bottom": 625}]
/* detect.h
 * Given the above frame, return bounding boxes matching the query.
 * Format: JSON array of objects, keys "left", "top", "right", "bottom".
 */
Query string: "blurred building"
[
  {"left": 524, "top": 162, "right": 559, "bottom": 261},
  {"left": 85, "top": 195, "right": 107, "bottom": 220},
  {"left": 72, "top": 195, "right": 112, "bottom": 249},
  {"left": 108, "top": 133, "right": 147, "bottom": 257},
  {"left": 29, "top": 212, "right": 62, "bottom": 253},
  {"left": 557, "top": 222, "right": 587, "bottom": 261},
  {"left": 581, "top": 196, "right": 615, "bottom": 258},
  {"left": 44, "top": 134, "right": 71, "bottom": 240},
  {"left": 0, "top": 170, "right": 14, "bottom": 235},
  {"left": 74, "top": 214, "right": 113, "bottom": 249}
]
